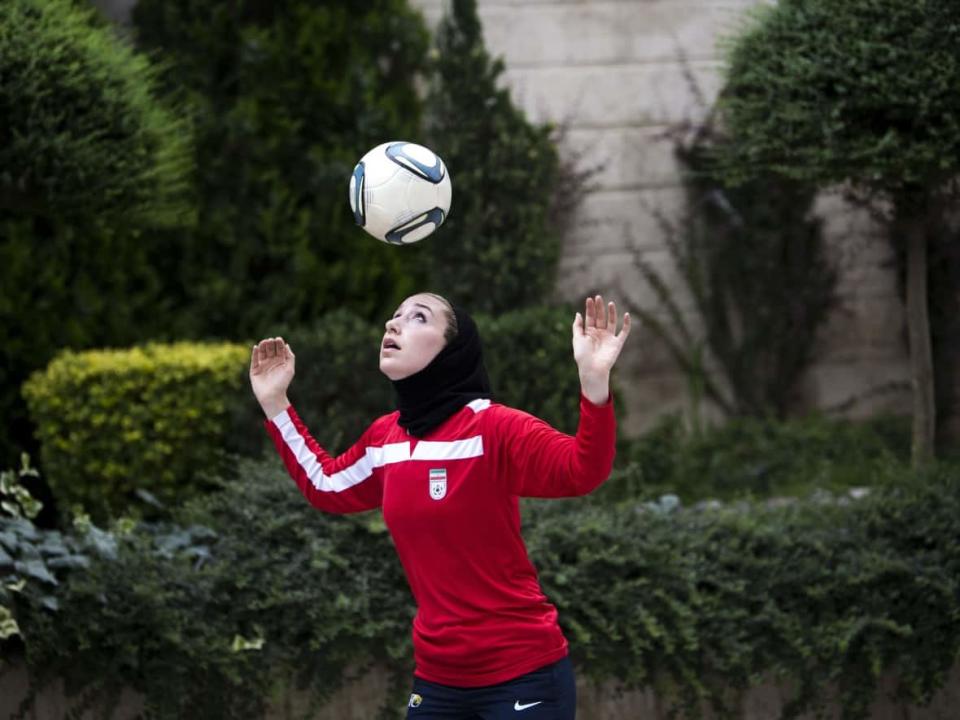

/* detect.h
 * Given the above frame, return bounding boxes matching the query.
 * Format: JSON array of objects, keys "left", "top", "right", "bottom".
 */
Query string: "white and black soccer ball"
[{"left": 349, "top": 141, "right": 452, "bottom": 244}]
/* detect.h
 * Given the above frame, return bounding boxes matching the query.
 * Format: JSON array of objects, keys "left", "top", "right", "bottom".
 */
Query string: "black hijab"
[{"left": 392, "top": 303, "right": 492, "bottom": 437}]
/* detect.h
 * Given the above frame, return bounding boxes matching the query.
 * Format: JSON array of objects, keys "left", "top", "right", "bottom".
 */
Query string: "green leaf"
[
  {"left": 14, "top": 559, "right": 58, "bottom": 586},
  {"left": 0, "top": 606, "right": 20, "bottom": 639}
]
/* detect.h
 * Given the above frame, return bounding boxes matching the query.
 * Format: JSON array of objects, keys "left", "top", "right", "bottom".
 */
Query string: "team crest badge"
[
  {"left": 429, "top": 468, "right": 447, "bottom": 500},
  {"left": 408, "top": 693, "right": 423, "bottom": 708}
]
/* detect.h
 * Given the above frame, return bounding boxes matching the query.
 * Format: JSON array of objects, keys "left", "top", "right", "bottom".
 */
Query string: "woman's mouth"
[{"left": 383, "top": 339, "right": 401, "bottom": 351}]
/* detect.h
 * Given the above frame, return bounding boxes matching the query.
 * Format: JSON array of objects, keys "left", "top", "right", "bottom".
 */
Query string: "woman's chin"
[{"left": 379, "top": 358, "right": 403, "bottom": 381}]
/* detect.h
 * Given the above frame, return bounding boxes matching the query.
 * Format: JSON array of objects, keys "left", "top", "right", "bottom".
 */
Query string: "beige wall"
[{"left": 414, "top": 0, "right": 912, "bottom": 434}]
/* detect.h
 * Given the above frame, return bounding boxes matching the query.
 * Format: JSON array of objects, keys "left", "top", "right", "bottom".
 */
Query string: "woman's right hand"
[{"left": 250, "top": 337, "right": 295, "bottom": 419}]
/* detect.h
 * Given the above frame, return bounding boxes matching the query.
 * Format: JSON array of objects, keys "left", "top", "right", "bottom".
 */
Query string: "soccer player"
[{"left": 250, "top": 293, "right": 630, "bottom": 720}]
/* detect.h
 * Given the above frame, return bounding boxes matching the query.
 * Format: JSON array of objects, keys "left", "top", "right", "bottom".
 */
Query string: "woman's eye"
[{"left": 413, "top": 312, "right": 426, "bottom": 322}]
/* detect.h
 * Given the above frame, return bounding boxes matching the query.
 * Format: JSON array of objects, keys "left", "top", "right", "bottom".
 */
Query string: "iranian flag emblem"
[{"left": 429, "top": 468, "right": 447, "bottom": 500}]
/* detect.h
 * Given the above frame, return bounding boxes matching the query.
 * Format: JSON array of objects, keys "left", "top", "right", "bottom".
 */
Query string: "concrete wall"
[{"left": 413, "top": 0, "right": 912, "bottom": 434}]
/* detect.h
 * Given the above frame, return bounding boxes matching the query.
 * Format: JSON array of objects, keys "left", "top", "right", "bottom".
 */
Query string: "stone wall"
[{"left": 414, "top": 0, "right": 912, "bottom": 434}]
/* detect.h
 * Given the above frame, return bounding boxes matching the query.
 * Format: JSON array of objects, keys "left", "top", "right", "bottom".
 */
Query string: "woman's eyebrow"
[{"left": 393, "top": 303, "right": 435, "bottom": 318}]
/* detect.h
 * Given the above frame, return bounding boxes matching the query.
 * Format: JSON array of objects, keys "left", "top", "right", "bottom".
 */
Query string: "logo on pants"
[
  {"left": 408, "top": 693, "right": 423, "bottom": 708},
  {"left": 429, "top": 468, "right": 447, "bottom": 500}
]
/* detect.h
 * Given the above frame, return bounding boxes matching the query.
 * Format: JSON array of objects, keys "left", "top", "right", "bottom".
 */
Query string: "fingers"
[
  {"left": 252, "top": 337, "right": 289, "bottom": 366},
  {"left": 585, "top": 295, "right": 633, "bottom": 336},
  {"left": 595, "top": 295, "right": 607, "bottom": 330},
  {"left": 572, "top": 311, "right": 584, "bottom": 336},
  {"left": 585, "top": 294, "right": 608, "bottom": 329},
  {"left": 618, "top": 312, "right": 632, "bottom": 341}
]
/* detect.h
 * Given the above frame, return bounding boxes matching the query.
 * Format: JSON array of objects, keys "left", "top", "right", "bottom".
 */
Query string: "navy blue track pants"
[{"left": 405, "top": 656, "right": 576, "bottom": 720}]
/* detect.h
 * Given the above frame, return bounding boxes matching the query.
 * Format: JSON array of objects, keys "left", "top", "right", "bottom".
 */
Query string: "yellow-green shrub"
[{"left": 22, "top": 343, "right": 249, "bottom": 521}]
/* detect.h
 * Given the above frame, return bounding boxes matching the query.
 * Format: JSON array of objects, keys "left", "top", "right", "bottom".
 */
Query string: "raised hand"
[
  {"left": 250, "top": 337, "right": 295, "bottom": 419},
  {"left": 572, "top": 295, "right": 631, "bottom": 404}
]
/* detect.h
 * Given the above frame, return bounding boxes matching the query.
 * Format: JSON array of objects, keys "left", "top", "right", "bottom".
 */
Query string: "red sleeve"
[
  {"left": 496, "top": 395, "right": 616, "bottom": 498},
  {"left": 264, "top": 405, "right": 385, "bottom": 514}
]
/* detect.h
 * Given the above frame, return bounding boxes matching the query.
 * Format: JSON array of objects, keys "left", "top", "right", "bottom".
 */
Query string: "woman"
[{"left": 249, "top": 293, "right": 630, "bottom": 720}]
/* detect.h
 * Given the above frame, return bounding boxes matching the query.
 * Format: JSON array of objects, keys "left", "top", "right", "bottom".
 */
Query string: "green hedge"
[
  {"left": 603, "top": 414, "right": 912, "bottom": 504},
  {"left": 6, "top": 459, "right": 960, "bottom": 719},
  {"left": 22, "top": 343, "right": 248, "bottom": 522}
]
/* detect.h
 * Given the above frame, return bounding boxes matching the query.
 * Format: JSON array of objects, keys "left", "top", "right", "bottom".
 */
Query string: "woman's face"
[{"left": 379, "top": 294, "right": 450, "bottom": 380}]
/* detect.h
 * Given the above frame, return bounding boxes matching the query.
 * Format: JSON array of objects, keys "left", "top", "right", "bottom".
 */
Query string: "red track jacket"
[{"left": 265, "top": 395, "right": 616, "bottom": 687}]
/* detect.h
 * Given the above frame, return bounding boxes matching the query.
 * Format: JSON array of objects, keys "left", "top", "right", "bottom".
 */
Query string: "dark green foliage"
[
  {"left": 1, "top": 218, "right": 177, "bottom": 474},
  {"left": 602, "top": 413, "right": 911, "bottom": 504},
  {"left": 23, "top": 343, "right": 249, "bottom": 523},
  {"left": 0, "top": 0, "right": 192, "bottom": 225},
  {"left": 0, "top": 0, "right": 193, "bottom": 468},
  {"left": 528, "top": 466, "right": 960, "bottom": 719},
  {"left": 8, "top": 459, "right": 960, "bottom": 719},
  {"left": 633, "top": 96, "right": 835, "bottom": 419},
  {"left": 422, "top": 0, "right": 562, "bottom": 312},
  {"left": 718, "top": 0, "right": 960, "bottom": 465},
  {"left": 130, "top": 0, "right": 432, "bottom": 337},
  {"left": 719, "top": 0, "right": 960, "bottom": 193},
  {"left": 229, "top": 309, "right": 394, "bottom": 458},
  {"left": 477, "top": 306, "right": 582, "bottom": 434},
  {"left": 10, "top": 458, "right": 413, "bottom": 719}
]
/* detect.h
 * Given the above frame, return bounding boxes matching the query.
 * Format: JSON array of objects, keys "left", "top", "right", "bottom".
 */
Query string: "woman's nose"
[{"left": 385, "top": 317, "right": 400, "bottom": 333}]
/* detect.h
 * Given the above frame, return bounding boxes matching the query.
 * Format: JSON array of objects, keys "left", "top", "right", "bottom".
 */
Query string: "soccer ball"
[{"left": 349, "top": 141, "right": 452, "bottom": 244}]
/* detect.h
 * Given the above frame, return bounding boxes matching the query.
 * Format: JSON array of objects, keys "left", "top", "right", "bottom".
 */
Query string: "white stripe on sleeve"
[{"left": 274, "top": 412, "right": 412, "bottom": 493}]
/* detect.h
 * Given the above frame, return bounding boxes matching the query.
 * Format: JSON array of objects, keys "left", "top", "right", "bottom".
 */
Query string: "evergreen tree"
[
  {"left": 423, "top": 0, "right": 562, "bottom": 313},
  {"left": 720, "top": 0, "right": 960, "bottom": 463},
  {"left": 132, "top": 0, "right": 432, "bottom": 335},
  {"left": 0, "top": 0, "right": 192, "bottom": 469}
]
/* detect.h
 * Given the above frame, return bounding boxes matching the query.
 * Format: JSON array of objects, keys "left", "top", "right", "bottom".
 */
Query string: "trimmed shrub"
[
  {"left": 528, "top": 465, "right": 960, "bottom": 719},
  {"left": 719, "top": 0, "right": 960, "bottom": 192},
  {"left": 7, "top": 459, "right": 960, "bottom": 719},
  {"left": 22, "top": 343, "right": 249, "bottom": 522}
]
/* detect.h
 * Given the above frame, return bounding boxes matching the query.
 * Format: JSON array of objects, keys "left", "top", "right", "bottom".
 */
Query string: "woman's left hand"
[{"left": 572, "top": 294, "right": 631, "bottom": 404}]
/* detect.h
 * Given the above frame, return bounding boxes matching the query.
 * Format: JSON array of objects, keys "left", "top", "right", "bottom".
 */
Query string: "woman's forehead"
[{"left": 396, "top": 293, "right": 447, "bottom": 314}]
